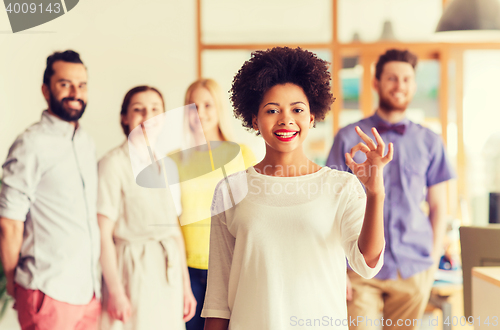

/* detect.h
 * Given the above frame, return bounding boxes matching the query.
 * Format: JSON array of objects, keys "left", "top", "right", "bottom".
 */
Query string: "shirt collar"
[
  {"left": 41, "top": 110, "right": 79, "bottom": 139},
  {"left": 371, "top": 110, "right": 410, "bottom": 127}
]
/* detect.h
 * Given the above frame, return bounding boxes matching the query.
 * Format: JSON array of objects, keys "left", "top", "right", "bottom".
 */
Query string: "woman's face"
[
  {"left": 188, "top": 87, "right": 219, "bottom": 136},
  {"left": 253, "top": 83, "right": 314, "bottom": 154},
  {"left": 123, "top": 90, "right": 164, "bottom": 134}
]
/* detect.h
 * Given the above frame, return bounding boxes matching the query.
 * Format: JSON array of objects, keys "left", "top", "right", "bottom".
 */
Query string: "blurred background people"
[
  {"left": 0, "top": 50, "right": 101, "bottom": 330},
  {"left": 98, "top": 86, "right": 196, "bottom": 330}
]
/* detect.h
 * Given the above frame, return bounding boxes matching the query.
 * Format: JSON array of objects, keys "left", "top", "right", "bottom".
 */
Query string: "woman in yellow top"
[{"left": 170, "top": 79, "right": 256, "bottom": 330}]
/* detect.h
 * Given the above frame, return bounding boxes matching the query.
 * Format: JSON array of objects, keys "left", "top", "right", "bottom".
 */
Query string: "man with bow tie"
[{"left": 326, "top": 49, "right": 455, "bottom": 329}]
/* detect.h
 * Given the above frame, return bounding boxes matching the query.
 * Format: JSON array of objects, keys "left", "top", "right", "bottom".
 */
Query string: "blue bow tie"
[{"left": 376, "top": 123, "right": 406, "bottom": 135}]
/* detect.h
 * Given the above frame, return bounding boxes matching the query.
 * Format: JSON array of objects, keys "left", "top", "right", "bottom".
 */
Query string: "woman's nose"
[{"left": 278, "top": 112, "right": 294, "bottom": 125}]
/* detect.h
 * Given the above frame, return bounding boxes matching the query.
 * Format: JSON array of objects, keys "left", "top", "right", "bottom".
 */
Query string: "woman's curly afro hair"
[{"left": 230, "top": 47, "right": 334, "bottom": 133}]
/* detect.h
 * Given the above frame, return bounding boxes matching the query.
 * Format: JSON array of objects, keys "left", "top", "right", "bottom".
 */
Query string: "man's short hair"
[
  {"left": 375, "top": 49, "right": 418, "bottom": 80},
  {"left": 43, "top": 50, "right": 84, "bottom": 86}
]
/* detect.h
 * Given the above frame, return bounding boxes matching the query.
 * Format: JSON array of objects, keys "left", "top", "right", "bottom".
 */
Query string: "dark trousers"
[{"left": 186, "top": 267, "right": 208, "bottom": 330}]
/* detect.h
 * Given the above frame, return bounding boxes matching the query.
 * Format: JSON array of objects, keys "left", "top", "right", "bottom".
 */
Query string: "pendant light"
[
  {"left": 379, "top": 20, "right": 397, "bottom": 41},
  {"left": 434, "top": 0, "right": 500, "bottom": 41}
]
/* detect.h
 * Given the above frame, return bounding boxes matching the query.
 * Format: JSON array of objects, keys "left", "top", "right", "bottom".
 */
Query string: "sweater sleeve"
[
  {"left": 201, "top": 180, "right": 236, "bottom": 319},
  {"left": 340, "top": 175, "right": 384, "bottom": 279}
]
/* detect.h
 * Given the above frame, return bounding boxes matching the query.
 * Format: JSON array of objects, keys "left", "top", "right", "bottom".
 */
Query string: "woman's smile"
[{"left": 274, "top": 129, "right": 299, "bottom": 141}]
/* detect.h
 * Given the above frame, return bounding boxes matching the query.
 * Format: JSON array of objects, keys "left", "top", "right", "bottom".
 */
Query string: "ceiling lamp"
[
  {"left": 434, "top": 0, "right": 500, "bottom": 41},
  {"left": 379, "top": 20, "right": 398, "bottom": 41}
]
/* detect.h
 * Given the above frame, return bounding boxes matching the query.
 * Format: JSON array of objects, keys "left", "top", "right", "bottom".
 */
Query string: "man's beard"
[
  {"left": 49, "top": 90, "right": 86, "bottom": 122},
  {"left": 378, "top": 93, "right": 410, "bottom": 112}
]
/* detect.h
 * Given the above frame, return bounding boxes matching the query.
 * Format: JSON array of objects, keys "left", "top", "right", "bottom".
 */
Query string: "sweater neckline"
[{"left": 247, "top": 166, "right": 329, "bottom": 180}]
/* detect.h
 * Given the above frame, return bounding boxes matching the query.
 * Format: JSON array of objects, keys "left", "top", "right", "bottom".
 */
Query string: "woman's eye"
[
  {"left": 152, "top": 108, "right": 158, "bottom": 112},
  {"left": 267, "top": 109, "right": 278, "bottom": 114},
  {"left": 205, "top": 103, "right": 211, "bottom": 108},
  {"left": 134, "top": 108, "right": 142, "bottom": 112},
  {"left": 294, "top": 108, "right": 304, "bottom": 113}
]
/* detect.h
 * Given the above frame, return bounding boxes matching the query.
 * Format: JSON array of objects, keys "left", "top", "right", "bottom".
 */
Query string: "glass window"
[
  {"left": 463, "top": 50, "right": 500, "bottom": 225},
  {"left": 339, "top": 56, "right": 364, "bottom": 128},
  {"left": 338, "top": 0, "right": 442, "bottom": 43}
]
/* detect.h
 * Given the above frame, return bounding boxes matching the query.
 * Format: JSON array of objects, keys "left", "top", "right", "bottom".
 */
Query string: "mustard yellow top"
[{"left": 170, "top": 143, "right": 256, "bottom": 269}]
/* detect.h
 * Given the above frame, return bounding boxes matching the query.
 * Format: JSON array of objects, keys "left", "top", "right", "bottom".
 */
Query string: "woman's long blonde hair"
[{"left": 182, "top": 78, "right": 234, "bottom": 150}]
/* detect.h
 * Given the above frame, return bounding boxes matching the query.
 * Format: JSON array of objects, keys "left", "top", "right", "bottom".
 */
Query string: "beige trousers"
[{"left": 347, "top": 266, "right": 437, "bottom": 330}]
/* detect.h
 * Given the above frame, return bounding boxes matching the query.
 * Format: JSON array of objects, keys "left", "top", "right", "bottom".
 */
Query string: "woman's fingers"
[
  {"left": 371, "top": 127, "right": 385, "bottom": 155},
  {"left": 355, "top": 126, "right": 377, "bottom": 150},
  {"left": 345, "top": 152, "right": 355, "bottom": 171},
  {"left": 183, "top": 298, "right": 196, "bottom": 322},
  {"left": 383, "top": 142, "right": 394, "bottom": 164},
  {"left": 350, "top": 142, "right": 370, "bottom": 157},
  {"left": 184, "top": 298, "right": 189, "bottom": 318},
  {"left": 123, "top": 306, "right": 131, "bottom": 323}
]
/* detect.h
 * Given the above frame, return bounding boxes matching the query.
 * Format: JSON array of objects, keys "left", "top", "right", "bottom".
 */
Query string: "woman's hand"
[
  {"left": 183, "top": 286, "right": 197, "bottom": 322},
  {"left": 346, "top": 274, "right": 353, "bottom": 302},
  {"left": 345, "top": 126, "right": 393, "bottom": 195},
  {"left": 107, "top": 291, "right": 132, "bottom": 323}
]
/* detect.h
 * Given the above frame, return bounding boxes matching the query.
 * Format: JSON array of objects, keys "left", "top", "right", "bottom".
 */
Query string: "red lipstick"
[{"left": 274, "top": 129, "right": 298, "bottom": 142}]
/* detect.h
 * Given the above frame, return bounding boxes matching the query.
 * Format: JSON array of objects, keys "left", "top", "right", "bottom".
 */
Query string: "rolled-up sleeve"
[
  {"left": 341, "top": 176, "right": 384, "bottom": 279},
  {"left": 0, "top": 137, "right": 41, "bottom": 221},
  {"left": 96, "top": 155, "right": 122, "bottom": 222},
  {"left": 201, "top": 182, "right": 235, "bottom": 319}
]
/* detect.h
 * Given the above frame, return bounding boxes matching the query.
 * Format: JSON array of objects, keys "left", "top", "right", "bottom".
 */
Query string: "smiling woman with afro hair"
[
  {"left": 231, "top": 47, "right": 335, "bottom": 133},
  {"left": 201, "top": 46, "right": 392, "bottom": 330}
]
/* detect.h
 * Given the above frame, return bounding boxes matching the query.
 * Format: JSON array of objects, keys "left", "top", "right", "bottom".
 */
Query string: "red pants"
[{"left": 14, "top": 283, "right": 101, "bottom": 330}]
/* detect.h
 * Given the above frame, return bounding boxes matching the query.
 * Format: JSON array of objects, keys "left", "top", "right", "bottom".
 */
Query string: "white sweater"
[{"left": 201, "top": 166, "right": 384, "bottom": 330}]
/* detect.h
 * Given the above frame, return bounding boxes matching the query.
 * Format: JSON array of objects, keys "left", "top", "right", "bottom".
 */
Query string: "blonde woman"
[
  {"left": 170, "top": 79, "right": 256, "bottom": 330},
  {"left": 98, "top": 86, "right": 196, "bottom": 330}
]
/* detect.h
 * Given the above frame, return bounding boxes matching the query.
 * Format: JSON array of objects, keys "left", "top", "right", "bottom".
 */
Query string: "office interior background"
[{"left": 1, "top": 0, "right": 500, "bottom": 328}]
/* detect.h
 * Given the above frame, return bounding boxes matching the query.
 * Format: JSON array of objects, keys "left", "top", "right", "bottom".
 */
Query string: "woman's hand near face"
[
  {"left": 345, "top": 126, "right": 393, "bottom": 195},
  {"left": 347, "top": 126, "right": 392, "bottom": 267}
]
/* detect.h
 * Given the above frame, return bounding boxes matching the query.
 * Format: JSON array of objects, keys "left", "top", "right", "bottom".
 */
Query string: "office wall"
[{"left": 0, "top": 0, "right": 197, "bottom": 168}]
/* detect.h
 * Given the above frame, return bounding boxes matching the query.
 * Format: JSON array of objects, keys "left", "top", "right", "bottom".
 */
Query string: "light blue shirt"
[{"left": 0, "top": 110, "right": 101, "bottom": 304}]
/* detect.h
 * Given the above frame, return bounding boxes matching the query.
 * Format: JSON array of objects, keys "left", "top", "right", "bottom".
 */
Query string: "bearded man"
[
  {"left": 326, "top": 49, "right": 455, "bottom": 330},
  {"left": 0, "top": 50, "right": 101, "bottom": 329}
]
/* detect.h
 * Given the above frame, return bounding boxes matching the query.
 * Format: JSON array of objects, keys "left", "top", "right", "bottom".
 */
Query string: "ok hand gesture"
[{"left": 345, "top": 126, "right": 393, "bottom": 195}]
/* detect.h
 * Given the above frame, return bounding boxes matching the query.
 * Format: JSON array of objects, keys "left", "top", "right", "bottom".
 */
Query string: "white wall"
[{"left": 0, "top": 0, "right": 197, "bottom": 169}]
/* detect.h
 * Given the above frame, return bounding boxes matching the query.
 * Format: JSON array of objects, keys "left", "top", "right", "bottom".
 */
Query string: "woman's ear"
[
  {"left": 252, "top": 115, "right": 259, "bottom": 132},
  {"left": 121, "top": 114, "right": 128, "bottom": 126},
  {"left": 309, "top": 114, "right": 315, "bottom": 128}
]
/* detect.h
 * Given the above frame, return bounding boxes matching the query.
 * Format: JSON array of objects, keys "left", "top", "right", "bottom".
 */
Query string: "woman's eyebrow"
[{"left": 262, "top": 102, "right": 280, "bottom": 107}]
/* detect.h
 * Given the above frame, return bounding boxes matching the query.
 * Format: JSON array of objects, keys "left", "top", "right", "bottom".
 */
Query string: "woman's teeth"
[{"left": 275, "top": 132, "right": 297, "bottom": 138}]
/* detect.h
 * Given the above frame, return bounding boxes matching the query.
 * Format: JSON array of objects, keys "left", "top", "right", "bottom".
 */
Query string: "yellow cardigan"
[{"left": 170, "top": 144, "right": 256, "bottom": 269}]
